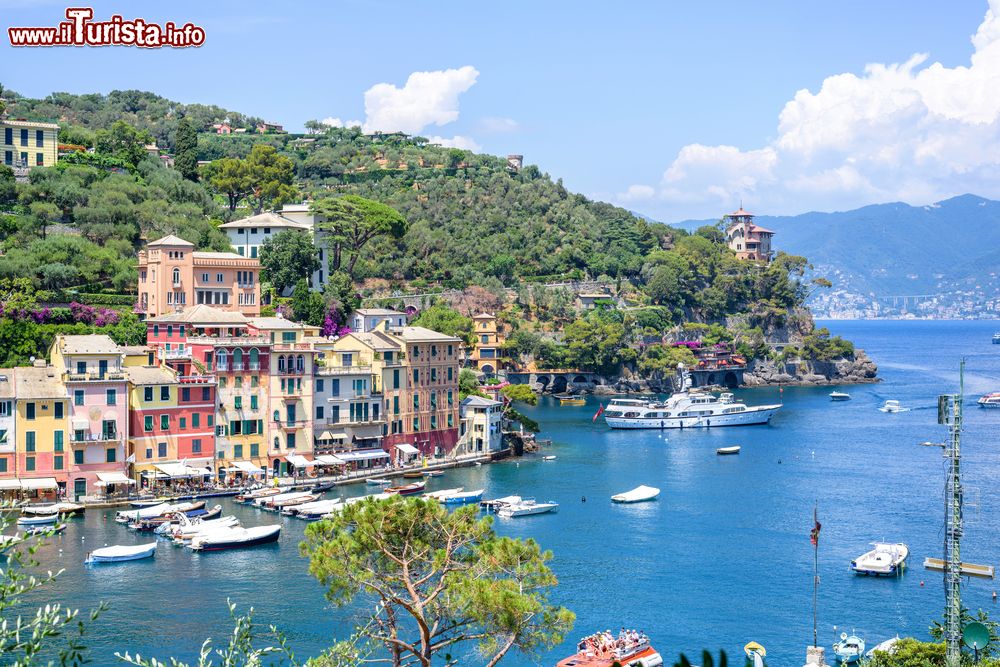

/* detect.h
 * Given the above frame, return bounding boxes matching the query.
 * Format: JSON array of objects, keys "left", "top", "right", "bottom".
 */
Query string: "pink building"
[
  {"left": 136, "top": 235, "right": 261, "bottom": 319},
  {"left": 49, "top": 335, "right": 129, "bottom": 500},
  {"left": 724, "top": 207, "right": 775, "bottom": 262}
]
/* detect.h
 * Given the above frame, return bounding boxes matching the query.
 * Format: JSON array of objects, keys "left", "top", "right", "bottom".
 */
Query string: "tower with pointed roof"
[{"left": 723, "top": 206, "right": 775, "bottom": 262}]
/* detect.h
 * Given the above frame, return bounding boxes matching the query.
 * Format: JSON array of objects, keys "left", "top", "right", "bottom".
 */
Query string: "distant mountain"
[{"left": 670, "top": 195, "right": 1000, "bottom": 318}]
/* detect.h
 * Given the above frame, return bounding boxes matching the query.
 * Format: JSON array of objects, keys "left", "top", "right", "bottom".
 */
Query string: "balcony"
[
  {"left": 276, "top": 419, "right": 307, "bottom": 430},
  {"left": 277, "top": 366, "right": 306, "bottom": 376},
  {"left": 65, "top": 370, "right": 126, "bottom": 382},
  {"left": 161, "top": 348, "right": 191, "bottom": 360},
  {"left": 328, "top": 417, "right": 383, "bottom": 428},
  {"left": 316, "top": 364, "right": 372, "bottom": 376},
  {"left": 178, "top": 375, "right": 216, "bottom": 385},
  {"left": 272, "top": 342, "right": 311, "bottom": 351},
  {"left": 72, "top": 433, "right": 120, "bottom": 446},
  {"left": 188, "top": 335, "right": 270, "bottom": 346}
]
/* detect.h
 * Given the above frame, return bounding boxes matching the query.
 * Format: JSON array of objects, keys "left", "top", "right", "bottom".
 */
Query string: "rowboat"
[
  {"left": 22, "top": 501, "right": 84, "bottom": 516},
  {"left": 264, "top": 493, "right": 318, "bottom": 510},
  {"left": 557, "top": 395, "right": 586, "bottom": 406},
  {"left": 424, "top": 487, "right": 464, "bottom": 500},
  {"left": 85, "top": 542, "right": 157, "bottom": 564},
  {"left": 744, "top": 641, "right": 766, "bottom": 667},
  {"left": 497, "top": 499, "right": 559, "bottom": 518},
  {"left": 611, "top": 485, "right": 660, "bottom": 503},
  {"left": 253, "top": 491, "right": 311, "bottom": 508},
  {"left": 130, "top": 498, "right": 168, "bottom": 508},
  {"left": 442, "top": 489, "right": 485, "bottom": 505},
  {"left": 402, "top": 471, "right": 424, "bottom": 479},
  {"left": 235, "top": 487, "right": 280, "bottom": 503},
  {"left": 25, "top": 523, "right": 67, "bottom": 537},
  {"left": 423, "top": 470, "right": 443, "bottom": 477},
  {"left": 365, "top": 478, "right": 392, "bottom": 486},
  {"left": 17, "top": 513, "right": 58, "bottom": 526},
  {"left": 385, "top": 481, "right": 426, "bottom": 496},
  {"left": 717, "top": 446, "right": 741, "bottom": 455},
  {"left": 188, "top": 524, "right": 281, "bottom": 551}
]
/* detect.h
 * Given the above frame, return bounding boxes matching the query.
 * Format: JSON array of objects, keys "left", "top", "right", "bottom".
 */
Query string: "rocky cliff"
[{"left": 742, "top": 349, "right": 879, "bottom": 387}]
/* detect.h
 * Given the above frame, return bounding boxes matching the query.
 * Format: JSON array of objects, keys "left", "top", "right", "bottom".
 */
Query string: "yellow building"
[
  {"left": 2, "top": 118, "right": 59, "bottom": 175},
  {"left": 13, "top": 364, "right": 68, "bottom": 497},
  {"left": 468, "top": 313, "right": 506, "bottom": 374}
]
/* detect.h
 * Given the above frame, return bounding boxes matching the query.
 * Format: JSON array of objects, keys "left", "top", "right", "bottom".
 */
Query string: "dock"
[{"left": 923, "top": 557, "right": 995, "bottom": 579}]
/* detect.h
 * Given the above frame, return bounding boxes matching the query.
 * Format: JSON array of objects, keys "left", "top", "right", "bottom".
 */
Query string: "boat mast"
[{"left": 940, "top": 360, "right": 964, "bottom": 667}]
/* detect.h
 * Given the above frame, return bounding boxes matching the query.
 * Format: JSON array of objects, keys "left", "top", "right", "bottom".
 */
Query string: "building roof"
[
  {"left": 0, "top": 369, "right": 15, "bottom": 399},
  {"left": 192, "top": 251, "right": 252, "bottom": 261},
  {"left": 578, "top": 293, "right": 612, "bottom": 299},
  {"left": 125, "top": 366, "right": 178, "bottom": 386},
  {"left": 218, "top": 211, "right": 310, "bottom": 230},
  {"left": 461, "top": 395, "right": 502, "bottom": 408},
  {"left": 747, "top": 224, "right": 775, "bottom": 235},
  {"left": 120, "top": 345, "right": 151, "bottom": 356},
  {"left": 14, "top": 366, "right": 65, "bottom": 400},
  {"left": 55, "top": 334, "right": 121, "bottom": 356},
  {"left": 472, "top": 313, "right": 496, "bottom": 320},
  {"left": 247, "top": 316, "right": 303, "bottom": 331},
  {"left": 2, "top": 119, "right": 60, "bottom": 130},
  {"left": 390, "top": 326, "right": 461, "bottom": 343},
  {"left": 356, "top": 308, "right": 406, "bottom": 317},
  {"left": 727, "top": 207, "right": 754, "bottom": 217},
  {"left": 147, "top": 234, "right": 195, "bottom": 248},
  {"left": 147, "top": 304, "right": 249, "bottom": 325},
  {"left": 341, "top": 331, "right": 402, "bottom": 351}
]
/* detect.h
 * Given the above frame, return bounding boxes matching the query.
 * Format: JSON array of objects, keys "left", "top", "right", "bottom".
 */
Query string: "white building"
[
  {"left": 0, "top": 371, "right": 14, "bottom": 473},
  {"left": 351, "top": 308, "right": 407, "bottom": 333},
  {"left": 459, "top": 396, "right": 504, "bottom": 453}
]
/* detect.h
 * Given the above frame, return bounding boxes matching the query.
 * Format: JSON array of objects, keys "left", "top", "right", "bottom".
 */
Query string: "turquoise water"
[{"left": 19, "top": 320, "right": 1000, "bottom": 666}]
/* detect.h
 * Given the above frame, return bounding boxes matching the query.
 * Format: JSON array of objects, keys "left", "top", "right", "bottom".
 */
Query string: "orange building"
[
  {"left": 724, "top": 208, "right": 775, "bottom": 262},
  {"left": 468, "top": 313, "right": 506, "bottom": 375},
  {"left": 136, "top": 235, "right": 261, "bottom": 319}
]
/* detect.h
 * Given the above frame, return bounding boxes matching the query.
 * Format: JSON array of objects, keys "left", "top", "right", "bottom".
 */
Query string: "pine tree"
[{"left": 173, "top": 117, "right": 199, "bottom": 181}]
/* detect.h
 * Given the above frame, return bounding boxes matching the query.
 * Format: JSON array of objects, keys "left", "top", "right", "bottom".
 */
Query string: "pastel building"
[
  {"left": 468, "top": 313, "right": 505, "bottom": 375},
  {"left": 13, "top": 364, "right": 68, "bottom": 497},
  {"left": 136, "top": 235, "right": 261, "bottom": 319},
  {"left": 724, "top": 207, "right": 775, "bottom": 262},
  {"left": 0, "top": 371, "right": 15, "bottom": 481},
  {"left": 2, "top": 118, "right": 59, "bottom": 177},
  {"left": 49, "top": 335, "right": 128, "bottom": 500},
  {"left": 459, "top": 396, "right": 505, "bottom": 454},
  {"left": 351, "top": 308, "right": 406, "bottom": 333}
]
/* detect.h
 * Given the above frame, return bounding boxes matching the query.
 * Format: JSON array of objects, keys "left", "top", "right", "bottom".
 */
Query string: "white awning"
[
  {"left": 0, "top": 478, "right": 20, "bottom": 490},
  {"left": 231, "top": 461, "right": 263, "bottom": 474},
  {"left": 20, "top": 477, "right": 58, "bottom": 491},
  {"left": 396, "top": 443, "right": 419, "bottom": 455},
  {"left": 315, "top": 454, "right": 345, "bottom": 465},
  {"left": 184, "top": 457, "right": 213, "bottom": 467},
  {"left": 96, "top": 471, "right": 134, "bottom": 485},
  {"left": 317, "top": 431, "right": 346, "bottom": 441},
  {"left": 333, "top": 450, "right": 390, "bottom": 462},
  {"left": 140, "top": 470, "right": 170, "bottom": 479},
  {"left": 285, "top": 454, "right": 315, "bottom": 468},
  {"left": 71, "top": 418, "right": 90, "bottom": 430},
  {"left": 155, "top": 463, "right": 192, "bottom": 478}
]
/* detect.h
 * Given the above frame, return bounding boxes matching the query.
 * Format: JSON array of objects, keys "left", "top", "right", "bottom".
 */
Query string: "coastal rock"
[{"left": 743, "top": 349, "right": 879, "bottom": 387}]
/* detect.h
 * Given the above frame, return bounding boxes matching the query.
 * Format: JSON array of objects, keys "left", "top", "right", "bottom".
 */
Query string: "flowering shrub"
[
  {"left": 321, "top": 305, "right": 352, "bottom": 338},
  {"left": 2, "top": 301, "right": 120, "bottom": 326}
]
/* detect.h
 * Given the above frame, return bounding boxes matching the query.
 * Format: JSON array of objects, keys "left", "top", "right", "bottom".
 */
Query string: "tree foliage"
[
  {"left": 313, "top": 194, "right": 408, "bottom": 278},
  {"left": 174, "top": 117, "right": 199, "bottom": 181},
  {"left": 259, "top": 230, "right": 319, "bottom": 294},
  {"left": 205, "top": 144, "right": 297, "bottom": 213},
  {"left": 410, "top": 303, "right": 473, "bottom": 345},
  {"left": 301, "top": 496, "right": 574, "bottom": 667}
]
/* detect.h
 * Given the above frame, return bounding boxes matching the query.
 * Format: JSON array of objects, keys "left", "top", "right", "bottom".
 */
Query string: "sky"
[{"left": 1, "top": 0, "right": 997, "bottom": 222}]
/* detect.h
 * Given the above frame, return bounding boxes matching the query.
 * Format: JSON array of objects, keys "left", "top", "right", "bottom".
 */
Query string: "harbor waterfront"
[{"left": 16, "top": 319, "right": 1000, "bottom": 666}]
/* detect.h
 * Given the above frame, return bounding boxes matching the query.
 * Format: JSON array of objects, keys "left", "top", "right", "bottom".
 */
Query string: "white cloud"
[
  {"left": 426, "top": 135, "right": 481, "bottom": 151},
  {"left": 624, "top": 1, "right": 1000, "bottom": 220},
  {"left": 618, "top": 184, "right": 656, "bottom": 202},
  {"left": 319, "top": 117, "right": 361, "bottom": 129},
  {"left": 362, "top": 66, "right": 479, "bottom": 134},
  {"left": 478, "top": 116, "right": 520, "bottom": 133}
]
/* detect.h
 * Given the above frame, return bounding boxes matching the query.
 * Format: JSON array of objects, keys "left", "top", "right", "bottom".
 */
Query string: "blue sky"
[{"left": 1, "top": 1, "right": 996, "bottom": 221}]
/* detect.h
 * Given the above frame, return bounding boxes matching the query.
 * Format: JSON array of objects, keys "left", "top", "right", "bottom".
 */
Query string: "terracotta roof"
[
  {"left": 727, "top": 207, "right": 754, "bottom": 217},
  {"left": 390, "top": 326, "right": 461, "bottom": 343},
  {"left": 54, "top": 334, "right": 121, "bottom": 355},
  {"left": 748, "top": 224, "right": 775, "bottom": 234},
  {"left": 147, "top": 304, "right": 249, "bottom": 325},
  {"left": 14, "top": 366, "right": 65, "bottom": 400},
  {"left": 340, "top": 331, "right": 401, "bottom": 351},
  {"left": 147, "top": 234, "right": 195, "bottom": 248}
]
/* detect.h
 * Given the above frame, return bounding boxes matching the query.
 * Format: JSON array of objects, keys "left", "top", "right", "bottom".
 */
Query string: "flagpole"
[{"left": 813, "top": 501, "right": 819, "bottom": 648}]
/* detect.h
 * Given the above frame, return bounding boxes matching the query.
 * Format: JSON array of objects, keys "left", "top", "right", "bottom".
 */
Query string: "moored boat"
[
  {"left": 829, "top": 391, "right": 851, "bottom": 401},
  {"left": 22, "top": 501, "right": 84, "bottom": 516},
  {"left": 978, "top": 392, "right": 1000, "bottom": 408},
  {"left": 833, "top": 632, "right": 865, "bottom": 663},
  {"left": 385, "top": 481, "right": 426, "bottom": 496},
  {"left": 557, "top": 395, "right": 586, "bottom": 406},
  {"left": 744, "top": 642, "right": 766, "bottom": 667},
  {"left": 264, "top": 493, "right": 318, "bottom": 510},
  {"left": 611, "top": 485, "right": 660, "bottom": 503},
  {"left": 365, "top": 477, "right": 392, "bottom": 486},
  {"left": 604, "top": 366, "right": 780, "bottom": 429},
  {"left": 497, "top": 499, "right": 559, "bottom": 518},
  {"left": 480, "top": 495, "right": 522, "bottom": 512},
  {"left": 85, "top": 542, "right": 157, "bottom": 564},
  {"left": 542, "top": 455, "right": 557, "bottom": 461},
  {"left": 188, "top": 524, "right": 281, "bottom": 551},
  {"left": 252, "top": 491, "right": 311, "bottom": 508},
  {"left": 423, "top": 470, "right": 443, "bottom": 477},
  {"left": 716, "top": 446, "right": 741, "bottom": 455},
  {"left": 556, "top": 630, "right": 661, "bottom": 667},
  {"left": 865, "top": 637, "right": 900, "bottom": 659},
  {"left": 424, "top": 487, "right": 464, "bottom": 500},
  {"left": 130, "top": 497, "right": 168, "bottom": 508},
  {"left": 310, "top": 481, "right": 336, "bottom": 493},
  {"left": 402, "top": 471, "right": 424, "bottom": 479},
  {"left": 851, "top": 542, "right": 908, "bottom": 576},
  {"left": 168, "top": 515, "right": 240, "bottom": 540},
  {"left": 17, "top": 513, "right": 58, "bottom": 526},
  {"left": 442, "top": 489, "right": 485, "bottom": 505},
  {"left": 993, "top": 332, "right": 1000, "bottom": 344}
]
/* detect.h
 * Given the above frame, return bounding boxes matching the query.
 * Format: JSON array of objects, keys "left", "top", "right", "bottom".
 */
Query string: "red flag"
[
  {"left": 592, "top": 404, "right": 605, "bottom": 422},
  {"left": 810, "top": 508, "right": 821, "bottom": 546}
]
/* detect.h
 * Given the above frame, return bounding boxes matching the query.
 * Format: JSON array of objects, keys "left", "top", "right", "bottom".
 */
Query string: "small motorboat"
[
  {"left": 130, "top": 497, "right": 168, "bottom": 508},
  {"left": 17, "top": 513, "right": 58, "bottom": 527},
  {"left": 993, "top": 332, "right": 1000, "bottom": 344},
  {"left": 851, "top": 542, "right": 908, "bottom": 576},
  {"left": 611, "top": 485, "right": 660, "bottom": 503},
  {"left": 442, "top": 489, "right": 485, "bottom": 505},
  {"left": 542, "top": 455, "right": 557, "bottom": 461},
  {"left": 481, "top": 495, "right": 522, "bottom": 512},
  {"left": 235, "top": 487, "right": 280, "bottom": 503},
  {"left": 168, "top": 516, "right": 240, "bottom": 540},
  {"left": 310, "top": 481, "right": 336, "bottom": 493},
  {"left": 424, "top": 487, "right": 464, "bottom": 500},
  {"left": 865, "top": 637, "right": 900, "bottom": 660},
  {"left": 497, "top": 499, "right": 559, "bottom": 518},
  {"left": 716, "top": 446, "right": 741, "bottom": 455},
  {"left": 22, "top": 502, "right": 84, "bottom": 516},
  {"left": 265, "top": 493, "right": 318, "bottom": 510},
  {"left": 85, "top": 542, "right": 157, "bottom": 564},
  {"left": 833, "top": 632, "right": 865, "bottom": 663},
  {"left": 25, "top": 523, "right": 67, "bottom": 537},
  {"left": 978, "top": 392, "right": 1000, "bottom": 408},
  {"left": 557, "top": 395, "right": 586, "bottom": 406},
  {"left": 744, "top": 642, "right": 766, "bottom": 667},
  {"left": 829, "top": 391, "right": 851, "bottom": 401},
  {"left": 423, "top": 470, "right": 443, "bottom": 477},
  {"left": 385, "top": 481, "right": 426, "bottom": 496},
  {"left": 402, "top": 471, "right": 425, "bottom": 479},
  {"left": 556, "top": 630, "right": 661, "bottom": 667},
  {"left": 291, "top": 500, "right": 344, "bottom": 520},
  {"left": 365, "top": 477, "right": 392, "bottom": 486},
  {"left": 879, "top": 400, "right": 910, "bottom": 413},
  {"left": 188, "top": 524, "right": 281, "bottom": 551}
]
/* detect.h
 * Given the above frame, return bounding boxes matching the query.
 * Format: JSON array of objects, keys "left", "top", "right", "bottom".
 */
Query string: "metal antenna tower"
[{"left": 939, "top": 360, "right": 965, "bottom": 667}]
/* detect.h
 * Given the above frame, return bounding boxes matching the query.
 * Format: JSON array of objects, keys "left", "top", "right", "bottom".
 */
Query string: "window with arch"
[
  {"left": 296, "top": 354, "right": 304, "bottom": 372},
  {"left": 278, "top": 355, "right": 286, "bottom": 372},
  {"left": 172, "top": 268, "right": 180, "bottom": 285},
  {"left": 232, "top": 348, "right": 243, "bottom": 369},
  {"left": 273, "top": 410, "right": 280, "bottom": 422},
  {"left": 216, "top": 349, "right": 228, "bottom": 369},
  {"left": 249, "top": 348, "right": 259, "bottom": 368},
  {"left": 273, "top": 437, "right": 280, "bottom": 450}
]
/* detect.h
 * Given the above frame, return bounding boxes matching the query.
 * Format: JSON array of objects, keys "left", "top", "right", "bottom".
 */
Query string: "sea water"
[{"left": 17, "top": 320, "right": 1000, "bottom": 666}]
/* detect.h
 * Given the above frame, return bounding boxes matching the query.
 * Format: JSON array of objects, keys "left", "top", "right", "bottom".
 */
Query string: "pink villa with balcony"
[{"left": 49, "top": 335, "right": 129, "bottom": 500}]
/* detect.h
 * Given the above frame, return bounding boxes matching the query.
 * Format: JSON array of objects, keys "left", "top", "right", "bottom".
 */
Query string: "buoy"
[
  {"left": 993, "top": 591, "right": 997, "bottom": 602},
  {"left": 778, "top": 459, "right": 782, "bottom": 464},
  {"left": 581, "top": 496, "right": 586, "bottom": 503},
  {"left": 920, "top": 581, "right": 925, "bottom": 587}
]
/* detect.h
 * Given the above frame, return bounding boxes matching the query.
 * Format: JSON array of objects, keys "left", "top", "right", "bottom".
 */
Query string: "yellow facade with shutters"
[
  {"left": 1, "top": 119, "right": 59, "bottom": 171},
  {"left": 13, "top": 366, "right": 70, "bottom": 487}
]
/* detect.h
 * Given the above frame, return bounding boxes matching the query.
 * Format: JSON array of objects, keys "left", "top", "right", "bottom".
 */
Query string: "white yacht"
[
  {"left": 978, "top": 392, "right": 1000, "bottom": 408},
  {"left": 879, "top": 400, "right": 910, "bottom": 413},
  {"left": 851, "top": 542, "right": 908, "bottom": 576},
  {"left": 603, "top": 365, "right": 781, "bottom": 429}
]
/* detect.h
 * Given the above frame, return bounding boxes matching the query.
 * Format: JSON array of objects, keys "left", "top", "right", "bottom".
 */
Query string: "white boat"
[
  {"left": 611, "top": 485, "right": 661, "bottom": 503},
  {"left": 865, "top": 637, "right": 900, "bottom": 659},
  {"left": 542, "top": 455, "right": 557, "bottom": 461},
  {"left": 481, "top": 494, "right": 522, "bottom": 512},
  {"left": 265, "top": 493, "right": 318, "bottom": 509},
  {"left": 830, "top": 391, "right": 851, "bottom": 401},
  {"left": 879, "top": 400, "right": 910, "bottom": 413},
  {"left": 978, "top": 392, "right": 1000, "bottom": 408},
  {"left": 345, "top": 492, "right": 390, "bottom": 505},
  {"left": 188, "top": 524, "right": 281, "bottom": 551},
  {"left": 424, "top": 487, "right": 464, "bottom": 500},
  {"left": 716, "top": 446, "right": 741, "bottom": 455},
  {"left": 604, "top": 365, "right": 780, "bottom": 429},
  {"left": 22, "top": 501, "right": 84, "bottom": 515},
  {"left": 442, "top": 489, "right": 485, "bottom": 505},
  {"left": 254, "top": 491, "right": 312, "bottom": 508},
  {"left": 851, "top": 542, "right": 908, "bottom": 576},
  {"left": 833, "top": 632, "right": 865, "bottom": 664},
  {"left": 17, "top": 513, "right": 58, "bottom": 526},
  {"left": 85, "top": 542, "right": 157, "bottom": 564},
  {"left": 170, "top": 516, "right": 241, "bottom": 540},
  {"left": 365, "top": 477, "right": 392, "bottom": 486},
  {"left": 497, "top": 499, "right": 559, "bottom": 518},
  {"left": 282, "top": 498, "right": 343, "bottom": 516},
  {"left": 297, "top": 501, "right": 345, "bottom": 520}
]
